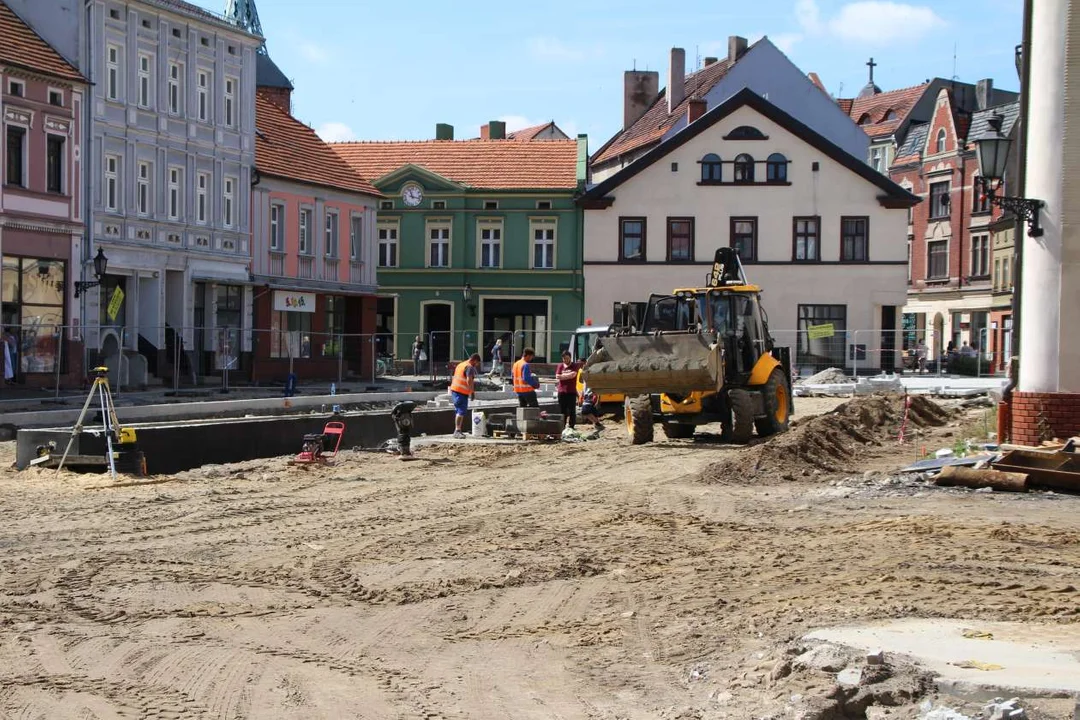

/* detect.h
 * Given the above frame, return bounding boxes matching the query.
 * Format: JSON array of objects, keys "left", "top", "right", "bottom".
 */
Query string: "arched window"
[
  {"left": 857, "top": 113, "right": 872, "bottom": 125},
  {"left": 766, "top": 153, "right": 788, "bottom": 182},
  {"left": 733, "top": 154, "right": 755, "bottom": 183},
  {"left": 935, "top": 128, "right": 947, "bottom": 153},
  {"left": 723, "top": 125, "right": 768, "bottom": 140},
  {"left": 883, "top": 109, "right": 898, "bottom": 121},
  {"left": 700, "top": 153, "right": 722, "bottom": 182}
]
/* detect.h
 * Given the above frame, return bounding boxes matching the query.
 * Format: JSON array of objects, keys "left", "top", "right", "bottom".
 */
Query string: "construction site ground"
[{"left": 1, "top": 395, "right": 1078, "bottom": 719}]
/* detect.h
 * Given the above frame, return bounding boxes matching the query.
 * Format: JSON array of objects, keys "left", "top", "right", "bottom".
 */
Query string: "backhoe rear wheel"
[
  {"left": 663, "top": 422, "right": 695, "bottom": 439},
  {"left": 754, "top": 368, "right": 791, "bottom": 438},
  {"left": 729, "top": 389, "right": 755, "bottom": 444},
  {"left": 625, "top": 395, "right": 654, "bottom": 445}
]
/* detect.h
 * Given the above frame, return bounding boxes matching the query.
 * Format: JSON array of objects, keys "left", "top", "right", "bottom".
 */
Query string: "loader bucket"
[{"left": 582, "top": 333, "right": 723, "bottom": 397}]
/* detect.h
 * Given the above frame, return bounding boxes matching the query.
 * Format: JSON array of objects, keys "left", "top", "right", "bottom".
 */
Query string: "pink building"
[
  {"left": 0, "top": 0, "right": 87, "bottom": 388},
  {"left": 249, "top": 88, "right": 382, "bottom": 382}
]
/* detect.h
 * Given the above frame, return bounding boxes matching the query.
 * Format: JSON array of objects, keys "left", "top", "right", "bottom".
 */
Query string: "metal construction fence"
[{"left": 0, "top": 323, "right": 1007, "bottom": 397}]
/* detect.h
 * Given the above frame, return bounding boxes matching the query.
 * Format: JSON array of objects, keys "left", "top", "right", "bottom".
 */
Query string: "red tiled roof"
[
  {"left": 0, "top": 0, "right": 84, "bottom": 83},
  {"left": 506, "top": 121, "right": 569, "bottom": 140},
  {"left": 255, "top": 91, "right": 380, "bottom": 197},
  {"left": 330, "top": 139, "right": 579, "bottom": 190},
  {"left": 808, "top": 72, "right": 828, "bottom": 94},
  {"left": 837, "top": 98, "right": 854, "bottom": 115},
  {"left": 592, "top": 54, "right": 740, "bottom": 166},
  {"left": 844, "top": 83, "right": 929, "bottom": 138}
]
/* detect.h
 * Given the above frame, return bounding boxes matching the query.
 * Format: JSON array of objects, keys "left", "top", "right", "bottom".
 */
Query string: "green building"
[{"left": 332, "top": 122, "right": 587, "bottom": 365}]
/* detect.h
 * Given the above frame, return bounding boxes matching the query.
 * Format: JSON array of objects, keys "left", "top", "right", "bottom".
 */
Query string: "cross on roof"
[{"left": 867, "top": 57, "right": 877, "bottom": 83}]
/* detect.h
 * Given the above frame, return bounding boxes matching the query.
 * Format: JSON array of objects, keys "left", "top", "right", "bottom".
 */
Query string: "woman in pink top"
[{"left": 555, "top": 349, "right": 580, "bottom": 429}]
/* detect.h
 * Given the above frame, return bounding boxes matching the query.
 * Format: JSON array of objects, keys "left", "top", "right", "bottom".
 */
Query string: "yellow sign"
[
  {"left": 106, "top": 287, "right": 124, "bottom": 321},
  {"left": 807, "top": 323, "right": 834, "bottom": 340}
]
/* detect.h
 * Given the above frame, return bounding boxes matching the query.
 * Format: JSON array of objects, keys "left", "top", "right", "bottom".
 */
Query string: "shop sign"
[{"left": 273, "top": 290, "right": 315, "bottom": 313}]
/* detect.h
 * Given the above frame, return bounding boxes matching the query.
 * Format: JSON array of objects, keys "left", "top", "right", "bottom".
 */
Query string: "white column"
[
  {"left": 1018, "top": 0, "right": 1067, "bottom": 392},
  {"left": 1061, "top": 0, "right": 1080, "bottom": 391}
]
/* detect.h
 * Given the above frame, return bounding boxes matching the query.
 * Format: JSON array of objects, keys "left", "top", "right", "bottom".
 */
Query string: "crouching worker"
[
  {"left": 450, "top": 353, "right": 482, "bottom": 439},
  {"left": 578, "top": 373, "right": 605, "bottom": 431},
  {"left": 512, "top": 347, "right": 541, "bottom": 408}
]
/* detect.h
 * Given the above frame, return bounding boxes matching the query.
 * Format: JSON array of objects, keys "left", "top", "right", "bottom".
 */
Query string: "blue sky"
[{"left": 218, "top": 0, "right": 1023, "bottom": 148}]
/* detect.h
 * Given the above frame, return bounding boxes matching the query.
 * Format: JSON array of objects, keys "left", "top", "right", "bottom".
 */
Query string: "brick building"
[{"left": 888, "top": 88, "right": 1020, "bottom": 367}]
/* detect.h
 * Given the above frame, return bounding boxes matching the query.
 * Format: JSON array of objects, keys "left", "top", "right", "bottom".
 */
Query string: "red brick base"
[{"left": 1009, "top": 391, "right": 1080, "bottom": 445}]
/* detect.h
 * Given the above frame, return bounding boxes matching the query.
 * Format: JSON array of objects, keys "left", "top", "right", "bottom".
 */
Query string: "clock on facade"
[{"left": 401, "top": 183, "right": 424, "bottom": 207}]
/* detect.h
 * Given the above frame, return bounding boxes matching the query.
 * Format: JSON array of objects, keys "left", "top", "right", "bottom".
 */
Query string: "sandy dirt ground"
[{"left": 1, "top": 395, "right": 1078, "bottom": 719}]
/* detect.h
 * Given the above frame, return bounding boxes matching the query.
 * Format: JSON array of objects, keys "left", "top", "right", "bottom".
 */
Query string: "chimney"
[
  {"left": 976, "top": 78, "right": 994, "bottom": 110},
  {"left": 486, "top": 120, "right": 506, "bottom": 139},
  {"left": 435, "top": 123, "right": 454, "bottom": 141},
  {"left": 259, "top": 86, "right": 292, "bottom": 115},
  {"left": 687, "top": 97, "right": 707, "bottom": 124},
  {"left": 668, "top": 47, "right": 686, "bottom": 114},
  {"left": 703, "top": 56, "right": 718, "bottom": 67},
  {"left": 728, "top": 36, "right": 748, "bottom": 63},
  {"left": 623, "top": 69, "right": 659, "bottom": 129}
]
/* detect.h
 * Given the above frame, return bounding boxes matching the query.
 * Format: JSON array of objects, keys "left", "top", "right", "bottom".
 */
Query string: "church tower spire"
[{"left": 224, "top": 0, "right": 266, "bottom": 53}]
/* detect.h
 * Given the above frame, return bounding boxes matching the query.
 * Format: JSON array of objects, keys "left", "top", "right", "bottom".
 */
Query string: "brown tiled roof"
[
  {"left": 330, "top": 139, "right": 579, "bottom": 190},
  {"left": 507, "top": 122, "right": 557, "bottom": 140},
  {"left": 255, "top": 91, "right": 380, "bottom": 197},
  {"left": 0, "top": 0, "right": 84, "bottom": 82},
  {"left": 837, "top": 98, "right": 854, "bottom": 115},
  {"left": 844, "top": 83, "right": 929, "bottom": 138},
  {"left": 592, "top": 54, "right": 741, "bottom": 166}
]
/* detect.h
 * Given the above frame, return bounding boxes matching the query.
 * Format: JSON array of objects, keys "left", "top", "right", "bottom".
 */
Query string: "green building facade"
[{"left": 343, "top": 134, "right": 588, "bottom": 367}]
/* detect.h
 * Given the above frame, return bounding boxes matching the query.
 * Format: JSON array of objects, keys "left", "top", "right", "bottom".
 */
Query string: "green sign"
[
  {"left": 807, "top": 323, "right": 835, "bottom": 340},
  {"left": 106, "top": 287, "right": 124, "bottom": 321}
]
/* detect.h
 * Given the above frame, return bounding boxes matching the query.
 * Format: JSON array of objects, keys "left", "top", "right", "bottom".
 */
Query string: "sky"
[{"left": 213, "top": 0, "right": 1023, "bottom": 148}]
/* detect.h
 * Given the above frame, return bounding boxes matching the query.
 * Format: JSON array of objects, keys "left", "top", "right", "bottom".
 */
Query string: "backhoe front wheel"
[
  {"left": 625, "top": 395, "right": 654, "bottom": 445},
  {"left": 754, "top": 367, "right": 791, "bottom": 437},
  {"left": 729, "top": 389, "right": 755, "bottom": 444}
]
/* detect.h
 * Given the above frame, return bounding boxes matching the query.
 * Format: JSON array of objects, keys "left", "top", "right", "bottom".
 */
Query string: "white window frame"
[
  {"left": 104, "top": 154, "right": 120, "bottom": 211},
  {"left": 168, "top": 61, "right": 183, "bottom": 115},
  {"left": 349, "top": 213, "right": 363, "bottom": 260},
  {"left": 377, "top": 220, "right": 399, "bottom": 268},
  {"left": 168, "top": 165, "right": 183, "bottom": 221},
  {"left": 136, "top": 160, "right": 152, "bottom": 216},
  {"left": 299, "top": 207, "right": 312, "bottom": 255},
  {"left": 106, "top": 44, "right": 122, "bottom": 101},
  {"left": 137, "top": 52, "right": 153, "bottom": 108},
  {"left": 324, "top": 209, "right": 339, "bottom": 257},
  {"left": 477, "top": 218, "right": 503, "bottom": 269},
  {"left": 8, "top": 79, "right": 25, "bottom": 97},
  {"left": 426, "top": 219, "right": 451, "bottom": 268},
  {"left": 196, "top": 171, "right": 210, "bottom": 225},
  {"left": 270, "top": 202, "right": 285, "bottom": 251},
  {"left": 224, "top": 76, "right": 237, "bottom": 128},
  {"left": 935, "top": 128, "right": 946, "bottom": 154},
  {"left": 530, "top": 217, "right": 557, "bottom": 269},
  {"left": 870, "top": 146, "right": 883, "bottom": 173},
  {"left": 47, "top": 87, "right": 64, "bottom": 107},
  {"left": 223, "top": 176, "right": 236, "bottom": 229},
  {"left": 197, "top": 69, "right": 211, "bottom": 123}
]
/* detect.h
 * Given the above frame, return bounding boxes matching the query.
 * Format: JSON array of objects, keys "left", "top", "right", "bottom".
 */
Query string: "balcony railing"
[
  {"left": 269, "top": 252, "right": 285, "bottom": 276},
  {"left": 350, "top": 260, "right": 365, "bottom": 284},
  {"left": 298, "top": 255, "right": 314, "bottom": 279},
  {"left": 322, "top": 258, "right": 339, "bottom": 282}
]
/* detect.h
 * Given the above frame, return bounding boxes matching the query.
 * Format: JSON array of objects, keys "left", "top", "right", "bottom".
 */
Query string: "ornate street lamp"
[
  {"left": 74, "top": 247, "right": 108, "bottom": 297},
  {"left": 462, "top": 282, "right": 476, "bottom": 316},
  {"left": 974, "top": 113, "right": 1044, "bottom": 237}
]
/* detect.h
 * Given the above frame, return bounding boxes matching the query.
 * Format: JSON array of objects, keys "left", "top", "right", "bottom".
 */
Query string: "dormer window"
[
  {"left": 857, "top": 113, "right": 872, "bottom": 125},
  {"left": 935, "top": 128, "right": 947, "bottom": 153},
  {"left": 883, "top": 109, "right": 898, "bottom": 121},
  {"left": 700, "top": 153, "right": 722, "bottom": 182},
  {"left": 733, "top": 154, "right": 755, "bottom": 183},
  {"left": 766, "top": 153, "right": 788, "bottom": 183}
]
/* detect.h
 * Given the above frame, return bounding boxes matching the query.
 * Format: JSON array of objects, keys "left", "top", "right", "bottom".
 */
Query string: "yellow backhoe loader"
[{"left": 581, "top": 247, "right": 793, "bottom": 444}]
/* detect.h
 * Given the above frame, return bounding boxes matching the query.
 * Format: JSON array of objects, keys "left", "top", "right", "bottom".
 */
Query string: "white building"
[{"left": 579, "top": 89, "right": 919, "bottom": 374}]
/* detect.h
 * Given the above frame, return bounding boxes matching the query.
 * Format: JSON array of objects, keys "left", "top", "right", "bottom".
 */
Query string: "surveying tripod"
[{"left": 56, "top": 366, "right": 125, "bottom": 479}]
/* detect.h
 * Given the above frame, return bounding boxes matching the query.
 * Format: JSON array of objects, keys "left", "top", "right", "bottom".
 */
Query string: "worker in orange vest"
[
  {"left": 450, "top": 353, "right": 482, "bottom": 438},
  {"left": 512, "top": 347, "right": 541, "bottom": 408}
]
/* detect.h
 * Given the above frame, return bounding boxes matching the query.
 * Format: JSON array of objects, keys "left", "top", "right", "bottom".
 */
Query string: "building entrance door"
[
  {"left": 880, "top": 305, "right": 896, "bottom": 372},
  {"left": 423, "top": 303, "right": 451, "bottom": 366},
  {"left": 482, "top": 298, "right": 548, "bottom": 362}
]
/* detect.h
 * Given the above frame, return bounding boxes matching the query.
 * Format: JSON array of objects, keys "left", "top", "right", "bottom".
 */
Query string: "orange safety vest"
[
  {"left": 512, "top": 358, "right": 533, "bottom": 394},
  {"left": 450, "top": 362, "right": 474, "bottom": 396}
]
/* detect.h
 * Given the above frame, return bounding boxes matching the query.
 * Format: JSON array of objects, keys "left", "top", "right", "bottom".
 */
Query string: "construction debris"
[
  {"left": 934, "top": 466, "right": 1029, "bottom": 493},
  {"left": 796, "top": 367, "right": 850, "bottom": 385}
]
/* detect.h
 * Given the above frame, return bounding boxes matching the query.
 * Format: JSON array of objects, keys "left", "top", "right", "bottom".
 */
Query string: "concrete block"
[
  {"left": 866, "top": 649, "right": 885, "bottom": 665},
  {"left": 517, "top": 407, "right": 542, "bottom": 421}
]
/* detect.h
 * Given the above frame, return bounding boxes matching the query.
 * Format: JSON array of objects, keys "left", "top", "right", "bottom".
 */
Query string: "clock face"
[{"left": 402, "top": 183, "right": 424, "bottom": 207}]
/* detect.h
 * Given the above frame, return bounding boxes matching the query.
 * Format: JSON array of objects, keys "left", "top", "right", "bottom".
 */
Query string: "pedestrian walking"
[
  {"left": 555, "top": 349, "right": 579, "bottom": 428},
  {"left": 512, "top": 347, "right": 540, "bottom": 407},
  {"left": 489, "top": 337, "right": 503, "bottom": 377},
  {"left": 3, "top": 328, "right": 16, "bottom": 385},
  {"left": 412, "top": 336, "right": 425, "bottom": 375},
  {"left": 449, "top": 353, "right": 481, "bottom": 438}
]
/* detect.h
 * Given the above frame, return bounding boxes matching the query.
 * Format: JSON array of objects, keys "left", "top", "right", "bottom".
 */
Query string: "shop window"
[
  {"left": 270, "top": 310, "right": 311, "bottom": 359},
  {"left": 796, "top": 304, "right": 847, "bottom": 370},
  {"left": 324, "top": 295, "right": 345, "bottom": 356},
  {"left": 1, "top": 257, "right": 67, "bottom": 374}
]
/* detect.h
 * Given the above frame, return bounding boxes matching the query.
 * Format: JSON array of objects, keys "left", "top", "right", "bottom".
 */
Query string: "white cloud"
[
  {"left": 298, "top": 41, "right": 331, "bottom": 65},
  {"left": 316, "top": 122, "right": 357, "bottom": 143},
  {"left": 826, "top": 1, "right": 946, "bottom": 43},
  {"left": 765, "top": 32, "right": 804, "bottom": 54},
  {"left": 496, "top": 115, "right": 539, "bottom": 133}
]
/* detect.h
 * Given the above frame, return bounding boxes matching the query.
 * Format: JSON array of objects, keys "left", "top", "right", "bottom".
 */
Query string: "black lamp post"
[
  {"left": 74, "top": 247, "right": 108, "bottom": 298},
  {"left": 974, "top": 113, "right": 1044, "bottom": 237},
  {"left": 462, "top": 282, "right": 476, "bottom": 317}
]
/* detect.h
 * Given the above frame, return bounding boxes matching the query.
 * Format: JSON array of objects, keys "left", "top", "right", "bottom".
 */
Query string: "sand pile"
[
  {"left": 796, "top": 367, "right": 850, "bottom": 385},
  {"left": 700, "top": 394, "right": 952, "bottom": 483}
]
